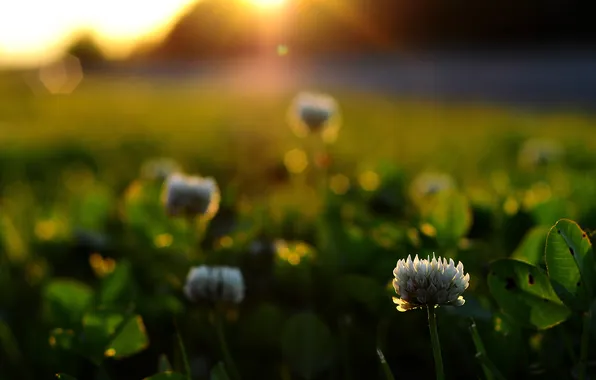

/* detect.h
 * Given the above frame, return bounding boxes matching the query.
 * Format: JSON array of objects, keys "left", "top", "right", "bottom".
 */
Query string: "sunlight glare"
[
  {"left": 0, "top": 0, "right": 197, "bottom": 66},
  {"left": 247, "top": 0, "right": 286, "bottom": 9}
]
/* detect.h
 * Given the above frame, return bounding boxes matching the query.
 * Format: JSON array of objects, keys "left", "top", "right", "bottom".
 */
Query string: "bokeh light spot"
[
  {"left": 330, "top": 174, "right": 350, "bottom": 195},
  {"left": 38, "top": 54, "right": 83, "bottom": 94},
  {"left": 503, "top": 196, "right": 519, "bottom": 215},
  {"left": 358, "top": 170, "right": 380, "bottom": 191},
  {"left": 284, "top": 149, "right": 308, "bottom": 174},
  {"left": 154, "top": 233, "right": 173, "bottom": 248}
]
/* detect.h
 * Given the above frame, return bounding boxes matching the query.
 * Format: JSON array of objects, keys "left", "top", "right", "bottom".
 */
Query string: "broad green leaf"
[
  {"left": 545, "top": 219, "right": 596, "bottom": 311},
  {"left": 424, "top": 191, "right": 472, "bottom": 247},
  {"left": 511, "top": 226, "right": 550, "bottom": 266},
  {"left": 281, "top": 312, "right": 334, "bottom": 380},
  {"left": 143, "top": 373, "right": 187, "bottom": 380},
  {"left": 80, "top": 310, "right": 125, "bottom": 363},
  {"left": 80, "top": 311, "right": 148, "bottom": 363},
  {"left": 210, "top": 362, "right": 231, "bottom": 380},
  {"left": 106, "top": 315, "right": 149, "bottom": 359},
  {"left": 99, "top": 259, "right": 135, "bottom": 307},
  {"left": 44, "top": 279, "right": 94, "bottom": 328},
  {"left": 55, "top": 374, "right": 78, "bottom": 380},
  {"left": 488, "top": 259, "right": 570, "bottom": 330}
]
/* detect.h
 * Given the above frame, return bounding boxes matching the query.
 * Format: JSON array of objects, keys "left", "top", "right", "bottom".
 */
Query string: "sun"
[{"left": 248, "top": 0, "right": 286, "bottom": 9}]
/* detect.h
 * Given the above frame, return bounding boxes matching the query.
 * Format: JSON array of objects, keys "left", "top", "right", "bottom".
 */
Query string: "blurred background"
[{"left": 3, "top": 1, "right": 596, "bottom": 380}]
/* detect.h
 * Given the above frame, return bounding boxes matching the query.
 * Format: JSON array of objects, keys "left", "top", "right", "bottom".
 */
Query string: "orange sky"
[{"left": 0, "top": 0, "right": 201, "bottom": 67}]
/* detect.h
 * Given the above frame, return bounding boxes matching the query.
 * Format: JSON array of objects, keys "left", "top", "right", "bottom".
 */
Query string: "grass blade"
[
  {"left": 469, "top": 318, "right": 506, "bottom": 380},
  {"left": 376, "top": 347, "right": 396, "bottom": 380}
]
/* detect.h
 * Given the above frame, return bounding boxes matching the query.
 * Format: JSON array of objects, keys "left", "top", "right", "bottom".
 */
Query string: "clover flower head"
[
  {"left": 392, "top": 254, "right": 470, "bottom": 312},
  {"left": 518, "top": 138, "right": 563, "bottom": 168},
  {"left": 184, "top": 265, "right": 245, "bottom": 304},
  {"left": 162, "top": 173, "right": 220, "bottom": 220},
  {"left": 289, "top": 91, "right": 341, "bottom": 142},
  {"left": 411, "top": 172, "right": 455, "bottom": 198}
]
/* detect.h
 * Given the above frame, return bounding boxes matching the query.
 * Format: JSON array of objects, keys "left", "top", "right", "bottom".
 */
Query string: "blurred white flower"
[
  {"left": 162, "top": 173, "right": 220, "bottom": 219},
  {"left": 518, "top": 138, "right": 563, "bottom": 168},
  {"left": 410, "top": 172, "right": 455, "bottom": 204},
  {"left": 392, "top": 254, "right": 470, "bottom": 312},
  {"left": 141, "top": 157, "right": 181, "bottom": 181},
  {"left": 184, "top": 265, "right": 245, "bottom": 304},
  {"left": 289, "top": 91, "right": 341, "bottom": 142}
]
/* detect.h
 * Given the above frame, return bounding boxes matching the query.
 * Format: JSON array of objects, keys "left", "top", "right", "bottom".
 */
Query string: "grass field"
[{"left": 2, "top": 72, "right": 596, "bottom": 380}]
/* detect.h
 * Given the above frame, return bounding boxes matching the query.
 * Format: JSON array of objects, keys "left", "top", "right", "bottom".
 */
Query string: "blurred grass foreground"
[{"left": 2, "top": 62, "right": 596, "bottom": 380}]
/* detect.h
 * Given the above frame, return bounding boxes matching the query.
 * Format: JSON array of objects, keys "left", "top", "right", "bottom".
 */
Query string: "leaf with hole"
[
  {"left": 545, "top": 219, "right": 596, "bottom": 311},
  {"left": 488, "top": 258, "right": 570, "bottom": 330}
]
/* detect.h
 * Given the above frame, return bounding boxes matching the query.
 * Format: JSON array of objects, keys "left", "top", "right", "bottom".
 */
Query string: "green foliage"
[
  {"left": 2, "top": 80, "right": 596, "bottom": 380},
  {"left": 545, "top": 219, "right": 596, "bottom": 311},
  {"left": 487, "top": 259, "right": 571, "bottom": 330},
  {"left": 44, "top": 280, "right": 94, "bottom": 328},
  {"left": 281, "top": 312, "right": 335, "bottom": 380},
  {"left": 422, "top": 190, "right": 472, "bottom": 247},
  {"left": 511, "top": 226, "right": 550, "bottom": 266}
]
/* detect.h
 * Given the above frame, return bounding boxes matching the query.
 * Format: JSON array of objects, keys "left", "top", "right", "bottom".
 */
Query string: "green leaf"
[
  {"left": 80, "top": 310, "right": 125, "bottom": 363},
  {"left": 487, "top": 258, "right": 571, "bottom": 330},
  {"left": 80, "top": 311, "right": 148, "bottom": 363},
  {"left": 99, "top": 259, "right": 135, "bottom": 308},
  {"left": 281, "top": 312, "right": 335, "bottom": 380},
  {"left": 424, "top": 191, "right": 472, "bottom": 247},
  {"left": 106, "top": 315, "right": 149, "bottom": 359},
  {"left": 55, "top": 374, "right": 78, "bottom": 380},
  {"left": 44, "top": 279, "right": 94, "bottom": 328},
  {"left": 511, "top": 226, "right": 550, "bottom": 266},
  {"left": 143, "top": 373, "right": 187, "bottom": 380},
  {"left": 531, "top": 198, "right": 573, "bottom": 227},
  {"left": 158, "top": 354, "right": 173, "bottom": 373},
  {"left": 210, "top": 362, "right": 231, "bottom": 380},
  {"left": 545, "top": 219, "right": 596, "bottom": 311}
]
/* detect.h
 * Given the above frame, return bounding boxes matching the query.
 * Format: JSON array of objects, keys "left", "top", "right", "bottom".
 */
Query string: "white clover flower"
[
  {"left": 184, "top": 265, "right": 245, "bottom": 304},
  {"left": 392, "top": 254, "right": 470, "bottom": 312},
  {"left": 141, "top": 158, "right": 181, "bottom": 181},
  {"left": 518, "top": 138, "right": 563, "bottom": 168},
  {"left": 410, "top": 172, "right": 455, "bottom": 199},
  {"left": 162, "top": 173, "right": 220, "bottom": 219},
  {"left": 289, "top": 91, "right": 341, "bottom": 142}
]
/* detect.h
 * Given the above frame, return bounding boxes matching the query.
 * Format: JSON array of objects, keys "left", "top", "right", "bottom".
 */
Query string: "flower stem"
[
  {"left": 174, "top": 319, "right": 192, "bottom": 380},
  {"left": 579, "top": 310, "right": 592, "bottom": 380},
  {"left": 427, "top": 306, "right": 445, "bottom": 380},
  {"left": 215, "top": 310, "right": 242, "bottom": 380}
]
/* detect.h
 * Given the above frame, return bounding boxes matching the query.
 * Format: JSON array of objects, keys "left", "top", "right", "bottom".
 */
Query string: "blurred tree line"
[{"left": 68, "top": 0, "right": 596, "bottom": 65}]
